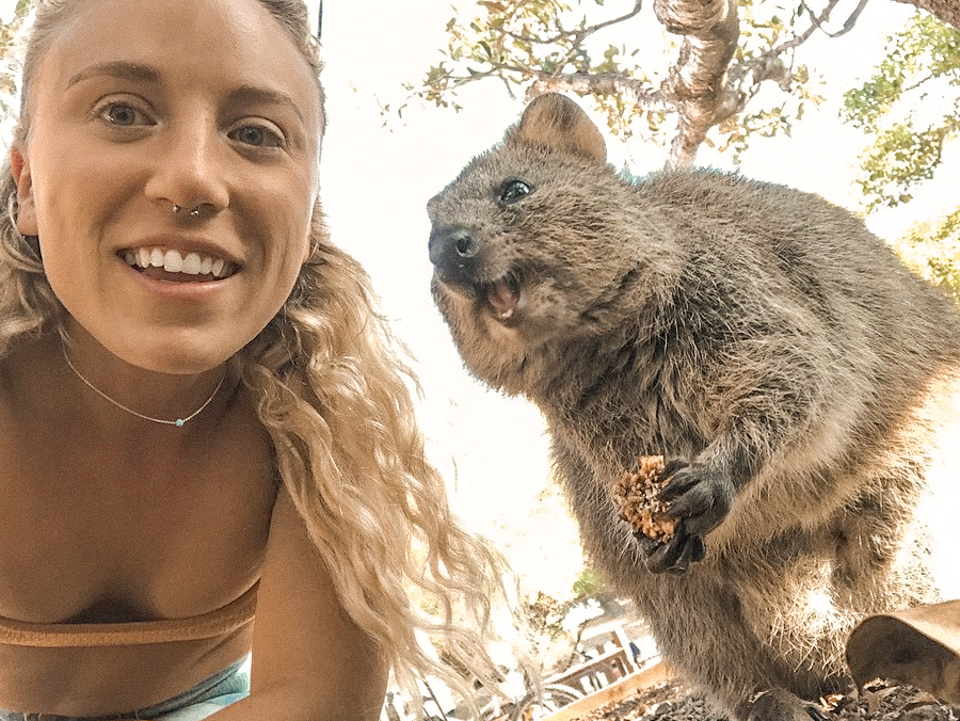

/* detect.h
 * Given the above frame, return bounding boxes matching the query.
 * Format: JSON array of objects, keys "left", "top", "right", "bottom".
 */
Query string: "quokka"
[{"left": 427, "top": 92, "right": 960, "bottom": 720}]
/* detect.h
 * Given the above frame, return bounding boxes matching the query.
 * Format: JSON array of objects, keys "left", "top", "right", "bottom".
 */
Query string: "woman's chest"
[{"left": 0, "top": 423, "right": 276, "bottom": 624}]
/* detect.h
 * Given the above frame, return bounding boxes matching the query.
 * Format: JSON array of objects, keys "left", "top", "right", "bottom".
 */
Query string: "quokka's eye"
[{"left": 500, "top": 179, "right": 532, "bottom": 204}]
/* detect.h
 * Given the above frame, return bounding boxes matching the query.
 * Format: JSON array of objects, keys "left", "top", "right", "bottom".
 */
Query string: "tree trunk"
[
  {"left": 894, "top": 0, "right": 960, "bottom": 30},
  {"left": 654, "top": 0, "right": 740, "bottom": 168}
]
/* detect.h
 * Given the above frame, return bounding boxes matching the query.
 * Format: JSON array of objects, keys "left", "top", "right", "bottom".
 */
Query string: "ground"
[{"left": 572, "top": 679, "right": 960, "bottom": 721}]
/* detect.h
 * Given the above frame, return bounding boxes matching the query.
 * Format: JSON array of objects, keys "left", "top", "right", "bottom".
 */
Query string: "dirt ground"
[{"left": 572, "top": 678, "right": 960, "bottom": 721}]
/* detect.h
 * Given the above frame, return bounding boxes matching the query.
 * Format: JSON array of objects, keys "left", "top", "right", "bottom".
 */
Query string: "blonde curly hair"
[{"left": 0, "top": 0, "right": 511, "bottom": 712}]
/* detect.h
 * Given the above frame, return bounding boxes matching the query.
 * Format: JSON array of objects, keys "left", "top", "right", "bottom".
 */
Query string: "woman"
[{"left": 0, "top": 0, "right": 503, "bottom": 718}]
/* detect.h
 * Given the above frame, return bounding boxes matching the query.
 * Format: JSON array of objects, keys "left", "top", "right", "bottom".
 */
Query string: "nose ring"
[{"left": 172, "top": 204, "right": 202, "bottom": 218}]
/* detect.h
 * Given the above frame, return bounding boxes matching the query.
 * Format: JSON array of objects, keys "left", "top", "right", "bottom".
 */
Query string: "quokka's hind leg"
[
  {"left": 830, "top": 476, "right": 939, "bottom": 612},
  {"left": 637, "top": 570, "right": 836, "bottom": 719},
  {"left": 739, "top": 689, "right": 830, "bottom": 721}
]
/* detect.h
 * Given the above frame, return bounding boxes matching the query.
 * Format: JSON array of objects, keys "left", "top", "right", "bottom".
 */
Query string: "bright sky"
[{"left": 1, "top": 0, "right": 957, "bottom": 599}]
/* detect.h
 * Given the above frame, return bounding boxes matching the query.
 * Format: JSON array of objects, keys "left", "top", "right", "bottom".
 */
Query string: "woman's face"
[{"left": 12, "top": 0, "right": 322, "bottom": 374}]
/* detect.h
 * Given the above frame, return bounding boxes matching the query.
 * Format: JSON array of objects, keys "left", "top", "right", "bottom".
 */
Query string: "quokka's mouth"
[
  {"left": 434, "top": 269, "right": 522, "bottom": 324},
  {"left": 479, "top": 273, "right": 521, "bottom": 322}
]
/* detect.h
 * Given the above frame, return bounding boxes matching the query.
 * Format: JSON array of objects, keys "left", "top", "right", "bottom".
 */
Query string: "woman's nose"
[{"left": 145, "top": 120, "right": 230, "bottom": 214}]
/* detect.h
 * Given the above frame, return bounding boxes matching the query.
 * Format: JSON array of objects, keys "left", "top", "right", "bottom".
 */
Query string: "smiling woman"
[
  {"left": 0, "top": 0, "right": 508, "bottom": 719},
  {"left": 14, "top": 0, "right": 321, "bottom": 377}
]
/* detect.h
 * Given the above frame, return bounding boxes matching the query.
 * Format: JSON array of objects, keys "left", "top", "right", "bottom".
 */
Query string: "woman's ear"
[{"left": 10, "top": 147, "right": 38, "bottom": 236}]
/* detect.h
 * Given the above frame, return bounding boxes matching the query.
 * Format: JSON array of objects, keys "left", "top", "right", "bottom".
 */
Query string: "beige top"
[{"left": 0, "top": 584, "right": 258, "bottom": 648}]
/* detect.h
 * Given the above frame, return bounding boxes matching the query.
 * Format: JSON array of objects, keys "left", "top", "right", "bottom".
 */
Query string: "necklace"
[{"left": 61, "top": 343, "right": 226, "bottom": 428}]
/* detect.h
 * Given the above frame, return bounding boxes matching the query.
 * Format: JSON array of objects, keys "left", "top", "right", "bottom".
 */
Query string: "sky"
[{"left": 1, "top": 0, "right": 957, "bottom": 599}]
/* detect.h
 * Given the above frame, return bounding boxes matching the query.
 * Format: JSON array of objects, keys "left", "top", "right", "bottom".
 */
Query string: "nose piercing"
[{"left": 172, "top": 204, "right": 202, "bottom": 217}]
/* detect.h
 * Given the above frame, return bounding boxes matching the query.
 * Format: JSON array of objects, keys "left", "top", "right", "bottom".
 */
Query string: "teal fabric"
[{"left": 0, "top": 658, "right": 249, "bottom": 720}]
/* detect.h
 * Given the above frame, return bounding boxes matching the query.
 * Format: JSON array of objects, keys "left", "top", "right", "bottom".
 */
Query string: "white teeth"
[
  {"left": 163, "top": 250, "right": 183, "bottom": 273},
  {"left": 124, "top": 247, "right": 234, "bottom": 278},
  {"left": 182, "top": 252, "right": 202, "bottom": 274}
]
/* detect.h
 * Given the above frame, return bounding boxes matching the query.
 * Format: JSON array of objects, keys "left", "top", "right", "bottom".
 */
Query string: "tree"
[
  {"left": 841, "top": 12, "right": 960, "bottom": 294},
  {"left": 842, "top": 13, "right": 959, "bottom": 211},
  {"left": 0, "top": 0, "right": 31, "bottom": 120},
  {"left": 404, "top": 0, "right": 956, "bottom": 169},
  {"left": 895, "top": 0, "right": 960, "bottom": 31},
  {"left": 893, "top": 208, "right": 960, "bottom": 301}
]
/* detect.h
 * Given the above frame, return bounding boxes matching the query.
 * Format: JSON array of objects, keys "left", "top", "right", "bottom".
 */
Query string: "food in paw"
[{"left": 612, "top": 455, "right": 679, "bottom": 542}]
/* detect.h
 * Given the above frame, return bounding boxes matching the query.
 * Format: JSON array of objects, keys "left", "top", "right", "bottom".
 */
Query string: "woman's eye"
[
  {"left": 231, "top": 125, "right": 283, "bottom": 148},
  {"left": 99, "top": 103, "right": 149, "bottom": 127},
  {"left": 500, "top": 179, "right": 532, "bottom": 203}
]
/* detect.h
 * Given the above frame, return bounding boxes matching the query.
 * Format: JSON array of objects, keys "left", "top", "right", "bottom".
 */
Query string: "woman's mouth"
[{"left": 121, "top": 247, "right": 237, "bottom": 281}]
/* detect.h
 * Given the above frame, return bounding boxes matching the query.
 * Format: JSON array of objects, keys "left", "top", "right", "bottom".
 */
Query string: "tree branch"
[
  {"left": 421, "top": 0, "right": 897, "bottom": 167},
  {"left": 526, "top": 72, "right": 669, "bottom": 111},
  {"left": 719, "top": 0, "right": 844, "bottom": 111},
  {"left": 774, "top": 0, "right": 848, "bottom": 53},
  {"left": 503, "top": 0, "right": 645, "bottom": 49}
]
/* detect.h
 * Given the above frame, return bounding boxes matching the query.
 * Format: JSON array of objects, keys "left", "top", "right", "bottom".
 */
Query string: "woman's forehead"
[{"left": 31, "top": 0, "right": 321, "bottom": 119}]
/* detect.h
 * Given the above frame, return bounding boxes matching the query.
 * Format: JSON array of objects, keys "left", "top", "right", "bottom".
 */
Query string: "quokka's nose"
[{"left": 429, "top": 225, "right": 482, "bottom": 278}]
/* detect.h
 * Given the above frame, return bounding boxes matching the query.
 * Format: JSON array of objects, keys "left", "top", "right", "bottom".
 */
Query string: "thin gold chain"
[{"left": 61, "top": 343, "right": 225, "bottom": 428}]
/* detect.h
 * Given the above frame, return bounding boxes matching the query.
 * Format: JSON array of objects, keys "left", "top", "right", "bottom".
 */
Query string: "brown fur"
[{"left": 427, "top": 93, "right": 960, "bottom": 719}]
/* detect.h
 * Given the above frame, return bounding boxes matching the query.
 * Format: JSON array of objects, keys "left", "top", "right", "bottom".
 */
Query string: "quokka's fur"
[{"left": 427, "top": 93, "right": 960, "bottom": 719}]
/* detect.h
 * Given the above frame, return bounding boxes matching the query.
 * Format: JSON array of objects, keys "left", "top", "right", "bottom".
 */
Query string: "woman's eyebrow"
[
  {"left": 67, "top": 61, "right": 161, "bottom": 88},
  {"left": 64, "top": 65, "right": 310, "bottom": 125},
  {"left": 226, "top": 85, "right": 306, "bottom": 124}
]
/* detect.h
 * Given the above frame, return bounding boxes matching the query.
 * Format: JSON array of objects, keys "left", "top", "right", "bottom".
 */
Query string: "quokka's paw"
[
  {"left": 743, "top": 689, "right": 829, "bottom": 721},
  {"left": 641, "top": 524, "right": 705, "bottom": 574},
  {"left": 658, "top": 460, "right": 735, "bottom": 536},
  {"left": 642, "top": 460, "right": 734, "bottom": 574}
]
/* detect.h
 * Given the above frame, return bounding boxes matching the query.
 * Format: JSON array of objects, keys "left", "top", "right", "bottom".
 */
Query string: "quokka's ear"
[{"left": 507, "top": 93, "right": 607, "bottom": 163}]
